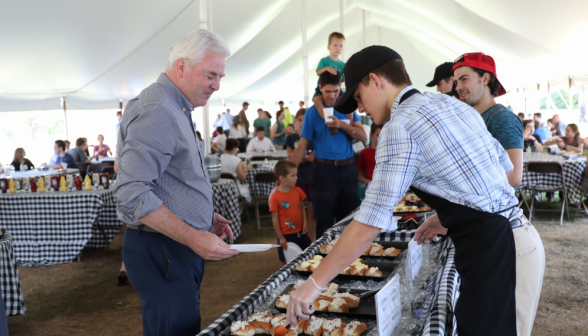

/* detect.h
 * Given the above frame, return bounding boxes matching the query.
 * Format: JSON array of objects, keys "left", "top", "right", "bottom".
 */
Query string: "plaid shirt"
[
  {"left": 114, "top": 73, "right": 214, "bottom": 231},
  {"left": 355, "top": 86, "right": 522, "bottom": 231}
]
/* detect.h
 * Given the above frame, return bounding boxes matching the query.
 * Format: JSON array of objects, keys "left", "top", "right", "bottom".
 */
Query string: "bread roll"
[
  {"left": 316, "top": 295, "right": 334, "bottom": 302},
  {"left": 350, "top": 263, "right": 368, "bottom": 276},
  {"left": 319, "top": 245, "right": 330, "bottom": 254},
  {"left": 276, "top": 294, "right": 289, "bottom": 308},
  {"left": 291, "top": 280, "right": 305, "bottom": 291},
  {"left": 322, "top": 283, "right": 338, "bottom": 297},
  {"left": 321, "top": 318, "right": 342, "bottom": 336},
  {"left": 231, "top": 321, "right": 256, "bottom": 336},
  {"left": 311, "top": 300, "right": 331, "bottom": 312},
  {"left": 333, "top": 292, "right": 360, "bottom": 308},
  {"left": 247, "top": 312, "right": 273, "bottom": 334},
  {"left": 270, "top": 314, "right": 287, "bottom": 327},
  {"left": 384, "top": 247, "right": 401, "bottom": 257},
  {"left": 296, "top": 319, "right": 309, "bottom": 333},
  {"left": 341, "top": 266, "right": 353, "bottom": 275},
  {"left": 367, "top": 267, "right": 383, "bottom": 277},
  {"left": 342, "top": 321, "right": 367, "bottom": 336},
  {"left": 330, "top": 323, "right": 348, "bottom": 336},
  {"left": 328, "top": 298, "right": 349, "bottom": 313},
  {"left": 304, "top": 316, "right": 325, "bottom": 336}
]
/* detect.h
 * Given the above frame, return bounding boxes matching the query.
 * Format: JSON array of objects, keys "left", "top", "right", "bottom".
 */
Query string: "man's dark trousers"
[
  {"left": 312, "top": 160, "right": 358, "bottom": 238},
  {"left": 123, "top": 228, "right": 204, "bottom": 336}
]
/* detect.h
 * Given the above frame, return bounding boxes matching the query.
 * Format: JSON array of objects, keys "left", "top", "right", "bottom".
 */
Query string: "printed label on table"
[
  {"left": 408, "top": 240, "right": 423, "bottom": 282},
  {"left": 375, "top": 274, "right": 402, "bottom": 336}
]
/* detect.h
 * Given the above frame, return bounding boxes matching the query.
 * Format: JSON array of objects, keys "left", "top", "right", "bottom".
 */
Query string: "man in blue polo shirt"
[{"left": 292, "top": 71, "right": 367, "bottom": 238}]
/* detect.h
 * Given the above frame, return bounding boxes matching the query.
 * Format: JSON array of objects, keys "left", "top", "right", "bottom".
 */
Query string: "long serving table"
[
  {"left": 0, "top": 188, "right": 123, "bottom": 266},
  {"left": 212, "top": 179, "right": 242, "bottom": 242},
  {"left": 0, "top": 168, "right": 79, "bottom": 180},
  {"left": 198, "top": 209, "right": 460, "bottom": 336},
  {"left": 522, "top": 153, "right": 587, "bottom": 204},
  {"left": 241, "top": 160, "right": 278, "bottom": 197},
  {"left": 0, "top": 231, "right": 26, "bottom": 316}
]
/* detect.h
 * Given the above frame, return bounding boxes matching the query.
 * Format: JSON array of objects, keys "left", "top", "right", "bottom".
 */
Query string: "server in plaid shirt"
[
  {"left": 286, "top": 46, "right": 544, "bottom": 336},
  {"left": 115, "top": 30, "right": 238, "bottom": 336}
]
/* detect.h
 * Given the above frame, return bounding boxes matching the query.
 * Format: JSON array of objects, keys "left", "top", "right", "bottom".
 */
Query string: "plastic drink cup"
[{"left": 323, "top": 107, "right": 334, "bottom": 123}]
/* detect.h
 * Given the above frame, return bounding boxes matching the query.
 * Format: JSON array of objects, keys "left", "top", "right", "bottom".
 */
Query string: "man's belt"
[
  {"left": 126, "top": 223, "right": 160, "bottom": 233},
  {"left": 314, "top": 158, "right": 354, "bottom": 166},
  {"left": 510, "top": 218, "right": 523, "bottom": 229}
]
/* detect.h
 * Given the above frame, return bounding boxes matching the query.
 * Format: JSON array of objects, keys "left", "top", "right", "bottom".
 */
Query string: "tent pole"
[
  {"left": 119, "top": 99, "right": 123, "bottom": 111},
  {"left": 301, "top": 0, "right": 310, "bottom": 107},
  {"left": 62, "top": 97, "right": 69, "bottom": 140},
  {"left": 340, "top": 0, "right": 345, "bottom": 60},
  {"left": 199, "top": 0, "right": 211, "bottom": 155}
]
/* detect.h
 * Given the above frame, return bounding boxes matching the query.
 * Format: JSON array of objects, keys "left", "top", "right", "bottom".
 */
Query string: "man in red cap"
[{"left": 453, "top": 52, "right": 523, "bottom": 188}]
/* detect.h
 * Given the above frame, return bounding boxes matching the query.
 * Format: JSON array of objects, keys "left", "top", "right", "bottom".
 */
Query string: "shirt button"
[{"left": 183, "top": 108, "right": 186, "bottom": 111}]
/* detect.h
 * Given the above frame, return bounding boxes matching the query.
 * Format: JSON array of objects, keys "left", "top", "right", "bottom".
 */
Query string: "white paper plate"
[{"left": 229, "top": 244, "right": 279, "bottom": 252}]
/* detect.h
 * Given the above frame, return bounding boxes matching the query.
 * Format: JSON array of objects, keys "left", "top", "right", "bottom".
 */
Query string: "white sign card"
[
  {"left": 408, "top": 239, "right": 423, "bottom": 282},
  {"left": 375, "top": 274, "right": 402, "bottom": 336}
]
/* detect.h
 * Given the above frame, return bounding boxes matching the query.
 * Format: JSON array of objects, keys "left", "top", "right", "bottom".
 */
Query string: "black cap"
[
  {"left": 334, "top": 46, "right": 402, "bottom": 114},
  {"left": 425, "top": 62, "right": 454, "bottom": 87}
]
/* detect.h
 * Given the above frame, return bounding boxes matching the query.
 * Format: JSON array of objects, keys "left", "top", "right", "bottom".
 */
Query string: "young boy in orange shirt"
[{"left": 270, "top": 160, "right": 310, "bottom": 267}]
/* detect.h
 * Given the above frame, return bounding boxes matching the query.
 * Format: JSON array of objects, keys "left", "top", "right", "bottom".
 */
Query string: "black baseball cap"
[
  {"left": 426, "top": 62, "right": 454, "bottom": 87},
  {"left": 334, "top": 45, "right": 402, "bottom": 114}
]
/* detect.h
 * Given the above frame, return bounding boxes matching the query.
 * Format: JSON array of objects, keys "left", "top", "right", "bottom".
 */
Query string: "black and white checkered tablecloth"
[
  {"left": 417, "top": 240, "right": 459, "bottom": 336},
  {"left": 0, "top": 232, "right": 26, "bottom": 316},
  {"left": 212, "top": 179, "right": 242, "bottom": 242},
  {"left": 522, "top": 153, "right": 587, "bottom": 204},
  {"left": 241, "top": 161, "right": 278, "bottom": 196},
  {"left": 0, "top": 189, "right": 122, "bottom": 266}
]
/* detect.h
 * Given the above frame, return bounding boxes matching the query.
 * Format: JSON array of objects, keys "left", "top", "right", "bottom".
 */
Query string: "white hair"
[{"left": 165, "top": 29, "right": 230, "bottom": 72}]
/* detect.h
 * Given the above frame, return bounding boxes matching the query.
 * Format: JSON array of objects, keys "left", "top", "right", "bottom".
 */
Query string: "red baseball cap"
[{"left": 452, "top": 52, "right": 506, "bottom": 96}]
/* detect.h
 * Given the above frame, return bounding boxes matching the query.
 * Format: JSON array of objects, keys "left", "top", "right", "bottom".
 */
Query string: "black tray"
[
  {"left": 320, "top": 241, "right": 408, "bottom": 261},
  {"left": 271, "top": 284, "right": 378, "bottom": 319},
  {"left": 294, "top": 261, "right": 399, "bottom": 282},
  {"left": 221, "top": 318, "right": 374, "bottom": 336}
]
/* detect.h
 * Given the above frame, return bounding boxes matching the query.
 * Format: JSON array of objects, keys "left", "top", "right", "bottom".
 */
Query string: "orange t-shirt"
[{"left": 269, "top": 186, "right": 307, "bottom": 235}]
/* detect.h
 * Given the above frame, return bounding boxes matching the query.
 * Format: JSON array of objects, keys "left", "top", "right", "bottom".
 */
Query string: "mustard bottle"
[
  {"left": 38, "top": 177, "right": 46, "bottom": 192},
  {"left": 8, "top": 179, "right": 16, "bottom": 193},
  {"left": 59, "top": 176, "right": 68, "bottom": 192},
  {"left": 84, "top": 174, "right": 93, "bottom": 190}
]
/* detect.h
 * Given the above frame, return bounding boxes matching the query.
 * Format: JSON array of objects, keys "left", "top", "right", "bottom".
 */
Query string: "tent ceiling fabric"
[{"left": 1, "top": 0, "right": 587, "bottom": 111}]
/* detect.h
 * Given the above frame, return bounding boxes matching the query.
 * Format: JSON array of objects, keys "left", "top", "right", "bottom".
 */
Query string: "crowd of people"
[{"left": 1, "top": 134, "right": 115, "bottom": 174}]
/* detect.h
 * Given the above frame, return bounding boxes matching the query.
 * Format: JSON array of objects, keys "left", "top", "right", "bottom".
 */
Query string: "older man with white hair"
[{"left": 115, "top": 29, "right": 239, "bottom": 335}]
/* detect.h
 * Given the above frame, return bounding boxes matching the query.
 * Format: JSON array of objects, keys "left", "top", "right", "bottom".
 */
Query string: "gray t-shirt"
[{"left": 70, "top": 147, "right": 88, "bottom": 163}]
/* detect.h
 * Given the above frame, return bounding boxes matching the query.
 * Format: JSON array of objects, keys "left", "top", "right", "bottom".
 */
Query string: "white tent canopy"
[{"left": 1, "top": 0, "right": 588, "bottom": 112}]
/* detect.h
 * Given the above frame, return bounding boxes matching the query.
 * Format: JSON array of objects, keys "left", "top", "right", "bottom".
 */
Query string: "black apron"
[{"left": 397, "top": 89, "right": 517, "bottom": 336}]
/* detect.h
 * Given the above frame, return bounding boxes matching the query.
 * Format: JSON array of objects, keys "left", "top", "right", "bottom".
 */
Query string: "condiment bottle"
[
  {"left": 8, "top": 179, "right": 16, "bottom": 193},
  {"left": 75, "top": 175, "right": 82, "bottom": 191},
  {"left": 51, "top": 176, "right": 60, "bottom": 191},
  {"left": 100, "top": 173, "right": 110, "bottom": 189},
  {"left": 37, "top": 177, "right": 46, "bottom": 192},
  {"left": 84, "top": 175, "right": 92, "bottom": 190},
  {"left": 30, "top": 178, "right": 37, "bottom": 192},
  {"left": 0, "top": 178, "right": 7, "bottom": 193},
  {"left": 59, "top": 176, "right": 68, "bottom": 192}
]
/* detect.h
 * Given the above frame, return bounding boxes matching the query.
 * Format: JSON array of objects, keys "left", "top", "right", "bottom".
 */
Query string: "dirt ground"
[{"left": 6, "top": 203, "right": 588, "bottom": 335}]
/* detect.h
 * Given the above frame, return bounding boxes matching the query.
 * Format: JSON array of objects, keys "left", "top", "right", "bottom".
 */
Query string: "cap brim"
[
  {"left": 495, "top": 78, "right": 507, "bottom": 97},
  {"left": 425, "top": 78, "right": 437, "bottom": 87},
  {"left": 334, "top": 82, "right": 359, "bottom": 114}
]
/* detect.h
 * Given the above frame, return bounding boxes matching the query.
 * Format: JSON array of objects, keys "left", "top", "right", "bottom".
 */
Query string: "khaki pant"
[{"left": 514, "top": 216, "right": 545, "bottom": 336}]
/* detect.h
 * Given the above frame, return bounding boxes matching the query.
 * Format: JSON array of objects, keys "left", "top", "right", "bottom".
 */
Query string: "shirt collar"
[
  {"left": 391, "top": 85, "right": 415, "bottom": 112},
  {"left": 156, "top": 73, "right": 194, "bottom": 115}
]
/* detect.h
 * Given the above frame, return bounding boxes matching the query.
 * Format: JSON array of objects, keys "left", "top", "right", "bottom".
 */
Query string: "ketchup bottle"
[
  {"left": 30, "top": 178, "right": 37, "bottom": 192},
  {"left": 75, "top": 175, "right": 83, "bottom": 191}
]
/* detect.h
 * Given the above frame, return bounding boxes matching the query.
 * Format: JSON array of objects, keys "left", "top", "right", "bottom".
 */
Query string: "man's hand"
[
  {"left": 413, "top": 214, "right": 447, "bottom": 245},
  {"left": 325, "top": 115, "right": 341, "bottom": 128},
  {"left": 279, "top": 237, "right": 289, "bottom": 251},
  {"left": 556, "top": 138, "right": 564, "bottom": 148},
  {"left": 211, "top": 213, "right": 234, "bottom": 241},
  {"left": 286, "top": 278, "right": 320, "bottom": 325},
  {"left": 191, "top": 231, "right": 239, "bottom": 260}
]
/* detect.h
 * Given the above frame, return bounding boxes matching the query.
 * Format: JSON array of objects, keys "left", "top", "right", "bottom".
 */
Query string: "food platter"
[
  {"left": 272, "top": 284, "right": 378, "bottom": 319},
  {"left": 320, "top": 241, "right": 408, "bottom": 261},
  {"left": 294, "top": 261, "right": 399, "bottom": 282}
]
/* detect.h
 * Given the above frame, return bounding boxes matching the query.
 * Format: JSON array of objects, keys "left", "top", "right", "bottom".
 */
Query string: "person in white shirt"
[
  {"left": 220, "top": 109, "right": 234, "bottom": 132},
  {"left": 247, "top": 127, "right": 275, "bottom": 152},
  {"left": 211, "top": 127, "right": 227, "bottom": 154},
  {"left": 220, "top": 139, "right": 251, "bottom": 201},
  {"left": 230, "top": 116, "right": 248, "bottom": 152}
]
